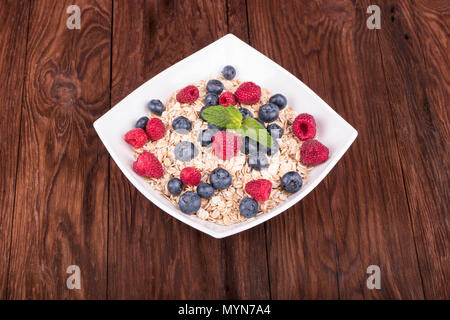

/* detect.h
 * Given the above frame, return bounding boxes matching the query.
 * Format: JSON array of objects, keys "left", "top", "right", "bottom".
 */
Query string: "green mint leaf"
[
  {"left": 239, "top": 117, "right": 273, "bottom": 148},
  {"left": 202, "top": 106, "right": 231, "bottom": 128},
  {"left": 202, "top": 105, "right": 243, "bottom": 129},
  {"left": 225, "top": 105, "right": 243, "bottom": 129}
]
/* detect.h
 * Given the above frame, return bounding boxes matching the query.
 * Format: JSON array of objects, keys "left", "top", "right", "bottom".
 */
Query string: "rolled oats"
[{"left": 137, "top": 77, "right": 310, "bottom": 225}]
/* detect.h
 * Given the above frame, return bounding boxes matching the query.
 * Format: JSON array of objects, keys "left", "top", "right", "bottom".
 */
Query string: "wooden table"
[{"left": 0, "top": 0, "right": 448, "bottom": 300}]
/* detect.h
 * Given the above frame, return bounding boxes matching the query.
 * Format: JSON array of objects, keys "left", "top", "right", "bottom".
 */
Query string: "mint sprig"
[
  {"left": 238, "top": 117, "right": 273, "bottom": 148},
  {"left": 202, "top": 105, "right": 273, "bottom": 147}
]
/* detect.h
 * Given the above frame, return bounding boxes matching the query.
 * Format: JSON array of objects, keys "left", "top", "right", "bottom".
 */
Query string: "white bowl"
[{"left": 94, "top": 34, "right": 357, "bottom": 238}]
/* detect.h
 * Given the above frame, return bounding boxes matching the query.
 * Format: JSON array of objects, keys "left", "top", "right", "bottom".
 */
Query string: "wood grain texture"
[
  {"left": 247, "top": 0, "right": 426, "bottom": 299},
  {"left": 362, "top": 0, "right": 449, "bottom": 299},
  {"left": 7, "top": 0, "right": 111, "bottom": 299},
  {"left": 0, "top": 0, "right": 30, "bottom": 299},
  {"left": 0, "top": 0, "right": 447, "bottom": 300},
  {"left": 108, "top": 0, "right": 270, "bottom": 299},
  {"left": 247, "top": 0, "right": 341, "bottom": 300}
]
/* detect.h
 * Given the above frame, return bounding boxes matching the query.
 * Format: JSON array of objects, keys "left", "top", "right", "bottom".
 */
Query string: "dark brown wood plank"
[
  {"left": 365, "top": 0, "right": 449, "bottom": 299},
  {"left": 0, "top": 1, "right": 30, "bottom": 299},
  {"left": 247, "top": 0, "right": 341, "bottom": 299},
  {"left": 7, "top": 0, "right": 111, "bottom": 299},
  {"left": 108, "top": 0, "right": 270, "bottom": 299},
  {"left": 248, "top": 0, "right": 426, "bottom": 299}
]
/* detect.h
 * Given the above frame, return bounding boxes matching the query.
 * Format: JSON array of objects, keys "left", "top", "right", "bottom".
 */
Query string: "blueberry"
[
  {"left": 258, "top": 103, "right": 279, "bottom": 123},
  {"left": 135, "top": 116, "right": 149, "bottom": 130},
  {"left": 239, "top": 198, "right": 258, "bottom": 218},
  {"left": 196, "top": 182, "right": 215, "bottom": 199},
  {"left": 239, "top": 107, "right": 253, "bottom": 120},
  {"left": 178, "top": 191, "right": 202, "bottom": 214},
  {"left": 204, "top": 93, "right": 219, "bottom": 106},
  {"left": 174, "top": 141, "right": 198, "bottom": 162},
  {"left": 269, "top": 94, "right": 287, "bottom": 110},
  {"left": 253, "top": 117, "right": 266, "bottom": 128},
  {"left": 209, "top": 168, "right": 232, "bottom": 190},
  {"left": 206, "top": 79, "right": 224, "bottom": 95},
  {"left": 172, "top": 116, "right": 192, "bottom": 134},
  {"left": 248, "top": 152, "right": 269, "bottom": 170},
  {"left": 208, "top": 122, "right": 225, "bottom": 131},
  {"left": 148, "top": 99, "right": 165, "bottom": 115},
  {"left": 167, "top": 178, "right": 183, "bottom": 195},
  {"left": 281, "top": 171, "right": 303, "bottom": 193},
  {"left": 198, "top": 129, "right": 217, "bottom": 147},
  {"left": 221, "top": 65, "right": 236, "bottom": 80},
  {"left": 200, "top": 106, "right": 208, "bottom": 121},
  {"left": 267, "top": 123, "right": 283, "bottom": 139}
]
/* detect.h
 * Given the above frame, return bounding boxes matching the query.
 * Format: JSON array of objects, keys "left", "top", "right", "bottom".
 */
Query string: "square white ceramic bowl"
[{"left": 94, "top": 34, "right": 357, "bottom": 238}]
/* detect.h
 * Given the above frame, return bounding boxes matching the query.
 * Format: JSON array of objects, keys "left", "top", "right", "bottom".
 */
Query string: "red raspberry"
[
  {"left": 176, "top": 85, "right": 199, "bottom": 103},
  {"left": 180, "top": 167, "right": 201, "bottom": 186},
  {"left": 212, "top": 131, "right": 242, "bottom": 160},
  {"left": 219, "top": 91, "right": 237, "bottom": 107},
  {"left": 124, "top": 128, "right": 148, "bottom": 148},
  {"left": 292, "top": 113, "right": 316, "bottom": 141},
  {"left": 133, "top": 151, "right": 164, "bottom": 178},
  {"left": 234, "top": 82, "right": 261, "bottom": 105},
  {"left": 245, "top": 179, "right": 272, "bottom": 202},
  {"left": 145, "top": 118, "right": 166, "bottom": 141},
  {"left": 300, "top": 140, "right": 329, "bottom": 166}
]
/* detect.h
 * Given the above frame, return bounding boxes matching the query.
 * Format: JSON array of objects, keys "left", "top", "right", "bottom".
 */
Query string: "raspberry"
[
  {"left": 245, "top": 179, "right": 272, "bottom": 202},
  {"left": 300, "top": 140, "right": 329, "bottom": 166},
  {"left": 212, "top": 131, "right": 242, "bottom": 160},
  {"left": 219, "top": 92, "right": 237, "bottom": 107},
  {"left": 180, "top": 167, "right": 201, "bottom": 186},
  {"left": 145, "top": 118, "right": 166, "bottom": 141},
  {"left": 234, "top": 82, "right": 261, "bottom": 105},
  {"left": 176, "top": 85, "right": 199, "bottom": 103},
  {"left": 292, "top": 113, "right": 316, "bottom": 141},
  {"left": 124, "top": 128, "right": 148, "bottom": 148},
  {"left": 133, "top": 151, "right": 164, "bottom": 178}
]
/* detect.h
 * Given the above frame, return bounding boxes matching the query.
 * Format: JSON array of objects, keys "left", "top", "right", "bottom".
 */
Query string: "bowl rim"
[{"left": 94, "top": 33, "right": 358, "bottom": 238}]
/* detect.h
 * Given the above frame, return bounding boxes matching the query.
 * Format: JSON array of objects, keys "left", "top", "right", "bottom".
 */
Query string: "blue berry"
[
  {"left": 209, "top": 168, "right": 232, "bottom": 190},
  {"left": 196, "top": 182, "right": 214, "bottom": 199},
  {"left": 253, "top": 117, "right": 266, "bottom": 128},
  {"left": 281, "top": 171, "right": 303, "bottom": 193},
  {"left": 269, "top": 94, "right": 287, "bottom": 110},
  {"left": 200, "top": 106, "right": 208, "bottom": 121},
  {"left": 167, "top": 178, "right": 183, "bottom": 195},
  {"left": 148, "top": 99, "right": 165, "bottom": 115},
  {"left": 239, "top": 198, "right": 258, "bottom": 218},
  {"left": 248, "top": 152, "right": 269, "bottom": 170},
  {"left": 178, "top": 191, "right": 202, "bottom": 214},
  {"left": 172, "top": 116, "right": 192, "bottom": 133},
  {"left": 208, "top": 122, "right": 225, "bottom": 131},
  {"left": 206, "top": 79, "right": 224, "bottom": 95},
  {"left": 135, "top": 116, "right": 149, "bottom": 130},
  {"left": 267, "top": 123, "right": 283, "bottom": 139},
  {"left": 198, "top": 129, "right": 216, "bottom": 147},
  {"left": 258, "top": 103, "right": 279, "bottom": 123},
  {"left": 239, "top": 107, "right": 253, "bottom": 120},
  {"left": 204, "top": 93, "right": 219, "bottom": 106},
  {"left": 221, "top": 65, "right": 236, "bottom": 80},
  {"left": 174, "top": 141, "right": 198, "bottom": 162}
]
